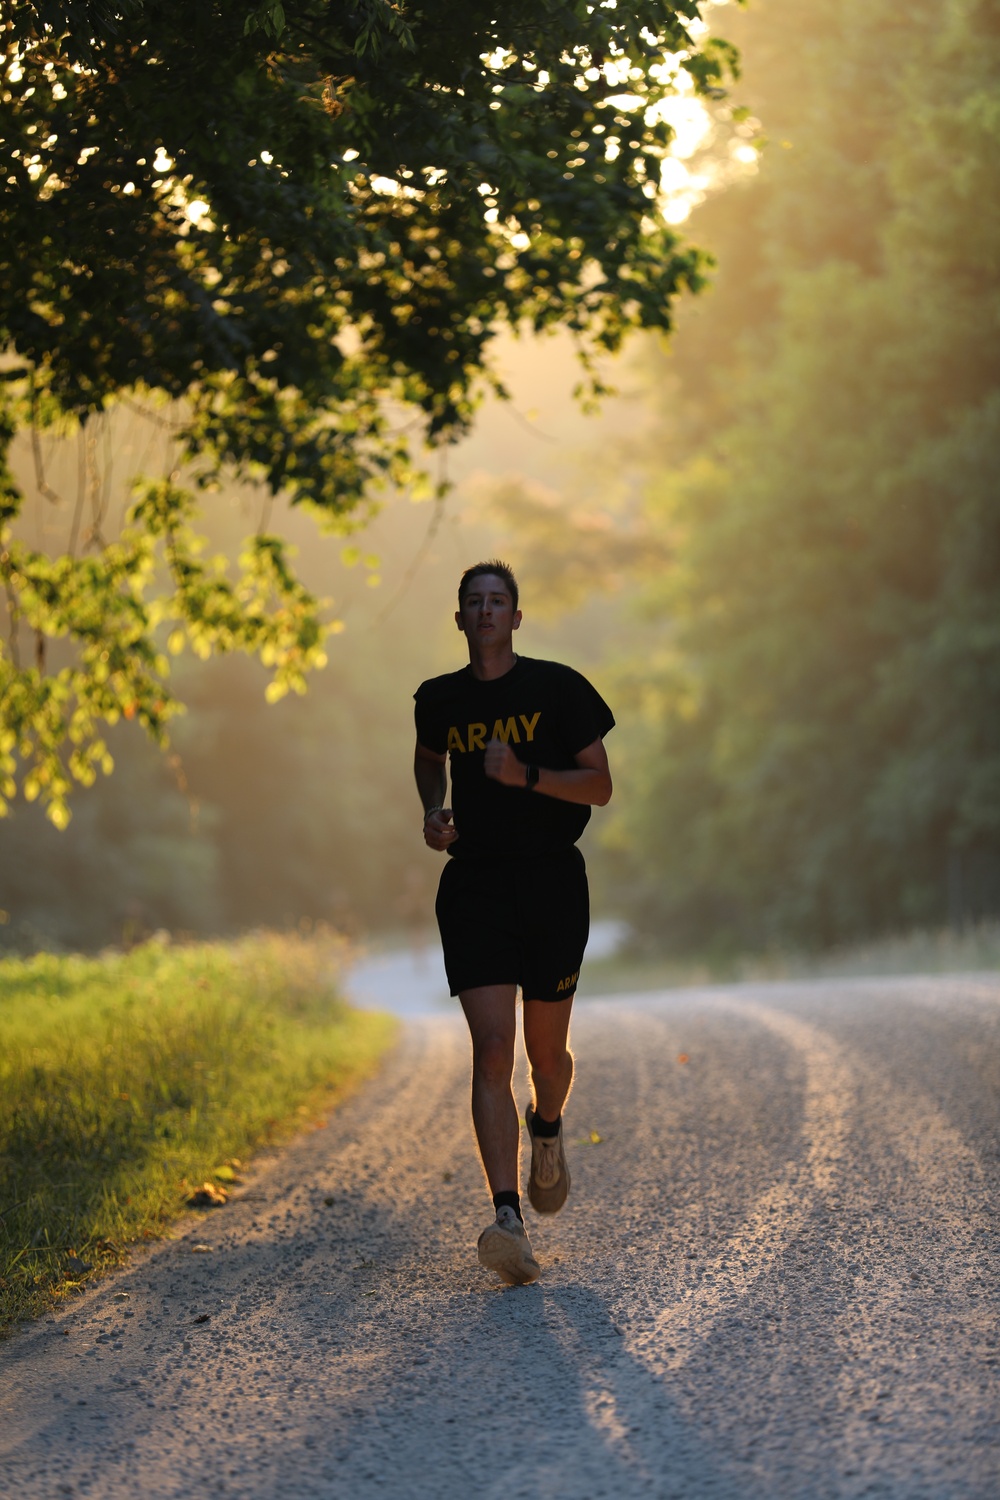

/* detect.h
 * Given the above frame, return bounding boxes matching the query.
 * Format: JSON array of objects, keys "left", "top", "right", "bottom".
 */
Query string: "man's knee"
[
  {"left": 472, "top": 1033, "right": 515, "bottom": 1087},
  {"left": 527, "top": 1038, "right": 572, "bottom": 1082}
]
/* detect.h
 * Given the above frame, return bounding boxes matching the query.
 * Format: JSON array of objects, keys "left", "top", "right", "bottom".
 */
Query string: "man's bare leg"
[
  {"left": 522, "top": 995, "right": 574, "bottom": 1215},
  {"left": 459, "top": 984, "right": 519, "bottom": 1194},
  {"left": 461, "top": 984, "right": 539, "bottom": 1283},
  {"left": 523, "top": 995, "right": 574, "bottom": 1121}
]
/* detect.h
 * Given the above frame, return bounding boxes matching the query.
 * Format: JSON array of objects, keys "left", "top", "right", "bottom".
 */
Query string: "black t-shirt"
[{"left": 413, "top": 656, "right": 615, "bottom": 860}]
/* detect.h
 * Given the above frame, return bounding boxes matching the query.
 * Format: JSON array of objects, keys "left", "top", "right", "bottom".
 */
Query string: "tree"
[
  {"left": 0, "top": 0, "right": 738, "bottom": 823},
  {"left": 606, "top": 0, "right": 1000, "bottom": 950}
]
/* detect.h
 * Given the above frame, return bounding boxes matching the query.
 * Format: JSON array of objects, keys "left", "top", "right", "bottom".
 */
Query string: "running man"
[{"left": 413, "top": 560, "right": 614, "bottom": 1284}]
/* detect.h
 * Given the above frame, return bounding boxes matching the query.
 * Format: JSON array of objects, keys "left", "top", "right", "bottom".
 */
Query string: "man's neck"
[{"left": 467, "top": 645, "right": 518, "bottom": 682}]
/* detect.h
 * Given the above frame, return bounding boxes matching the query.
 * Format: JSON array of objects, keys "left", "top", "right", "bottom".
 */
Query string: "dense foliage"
[
  {"left": 606, "top": 0, "right": 1000, "bottom": 950},
  {"left": 0, "top": 0, "right": 736, "bottom": 825}
]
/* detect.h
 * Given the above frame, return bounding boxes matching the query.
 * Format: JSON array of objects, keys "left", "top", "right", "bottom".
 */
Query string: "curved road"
[{"left": 1, "top": 974, "right": 998, "bottom": 1498}]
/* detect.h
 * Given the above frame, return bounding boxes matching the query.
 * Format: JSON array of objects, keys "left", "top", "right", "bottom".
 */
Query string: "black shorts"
[{"left": 435, "top": 847, "right": 590, "bottom": 1003}]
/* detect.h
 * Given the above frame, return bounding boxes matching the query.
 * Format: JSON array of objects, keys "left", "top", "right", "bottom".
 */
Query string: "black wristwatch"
[{"left": 524, "top": 763, "right": 540, "bottom": 791}]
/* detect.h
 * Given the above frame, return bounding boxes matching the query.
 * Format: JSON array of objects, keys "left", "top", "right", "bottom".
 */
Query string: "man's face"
[{"left": 455, "top": 574, "right": 522, "bottom": 646}]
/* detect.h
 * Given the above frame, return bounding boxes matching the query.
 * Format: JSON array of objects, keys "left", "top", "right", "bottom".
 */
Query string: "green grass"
[
  {"left": 0, "top": 932, "right": 396, "bottom": 1335},
  {"left": 579, "top": 919, "right": 1000, "bottom": 996}
]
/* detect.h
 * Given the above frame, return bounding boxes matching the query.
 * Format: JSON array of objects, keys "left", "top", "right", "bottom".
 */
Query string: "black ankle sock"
[
  {"left": 531, "top": 1109, "right": 561, "bottom": 1139},
  {"left": 493, "top": 1190, "right": 522, "bottom": 1222}
]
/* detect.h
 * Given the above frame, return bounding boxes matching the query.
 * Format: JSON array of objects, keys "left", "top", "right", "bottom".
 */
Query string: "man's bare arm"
[
  {"left": 414, "top": 739, "right": 458, "bottom": 850},
  {"left": 483, "top": 736, "right": 612, "bottom": 806}
]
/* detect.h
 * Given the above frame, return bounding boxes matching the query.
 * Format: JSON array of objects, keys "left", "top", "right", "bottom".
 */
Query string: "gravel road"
[{"left": 1, "top": 973, "right": 998, "bottom": 1499}]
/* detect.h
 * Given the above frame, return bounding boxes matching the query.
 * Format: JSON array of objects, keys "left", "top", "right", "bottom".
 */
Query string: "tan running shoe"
[
  {"left": 476, "top": 1206, "right": 540, "bottom": 1285},
  {"left": 525, "top": 1104, "right": 571, "bottom": 1214}
]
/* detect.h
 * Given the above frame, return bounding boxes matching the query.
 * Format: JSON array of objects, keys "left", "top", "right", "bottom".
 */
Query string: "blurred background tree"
[{"left": 604, "top": 0, "right": 1000, "bottom": 952}]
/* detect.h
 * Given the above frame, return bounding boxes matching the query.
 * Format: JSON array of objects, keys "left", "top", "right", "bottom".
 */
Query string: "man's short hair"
[{"left": 458, "top": 560, "right": 519, "bottom": 612}]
